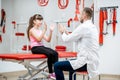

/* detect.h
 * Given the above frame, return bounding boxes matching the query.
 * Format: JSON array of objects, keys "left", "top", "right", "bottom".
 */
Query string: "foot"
[
  {"left": 58, "top": 24, "right": 65, "bottom": 34},
  {"left": 48, "top": 73, "right": 56, "bottom": 80}
]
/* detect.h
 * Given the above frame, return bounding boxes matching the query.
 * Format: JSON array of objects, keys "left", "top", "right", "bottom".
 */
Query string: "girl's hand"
[
  {"left": 58, "top": 24, "right": 65, "bottom": 34},
  {"left": 50, "top": 24, "right": 55, "bottom": 32}
]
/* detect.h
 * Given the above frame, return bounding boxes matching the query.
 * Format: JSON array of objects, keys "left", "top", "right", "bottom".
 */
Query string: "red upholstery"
[
  {"left": 58, "top": 51, "right": 76, "bottom": 58},
  {"left": 0, "top": 53, "right": 46, "bottom": 60},
  {"left": 22, "top": 45, "right": 31, "bottom": 51},
  {"left": 55, "top": 45, "right": 66, "bottom": 51},
  {"left": 55, "top": 45, "right": 66, "bottom": 49},
  {"left": 0, "top": 51, "right": 77, "bottom": 60},
  {"left": 55, "top": 49, "right": 66, "bottom": 51},
  {"left": 15, "top": 33, "right": 25, "bottom": 36},
  {"left": 77, "top": 71, "right": 88, "bottom": 75}
]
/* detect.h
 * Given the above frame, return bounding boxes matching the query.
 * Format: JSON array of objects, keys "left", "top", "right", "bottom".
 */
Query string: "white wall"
[
  {"left": 0, "top": 0, "right": 1, "bottom": 20},
  {"left": 0, "top": 0, "right": 27, "bottom": 72},
  {"left": 11, "top": 0, "right": 45, "bottom": 52},
  {"left": 0, "top": 0, "right": 120, "bottom": 75},
  {"left": 94, "top": 0, "right": 120, "bottom": 74},
  {"left": 0, "top": 0, "right": 14, "bottom": 53}
]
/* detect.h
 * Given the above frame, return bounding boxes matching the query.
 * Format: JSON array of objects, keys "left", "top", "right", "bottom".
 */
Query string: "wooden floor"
[{"left": 0, "top": 70, "right": 120, "bottom": 80}]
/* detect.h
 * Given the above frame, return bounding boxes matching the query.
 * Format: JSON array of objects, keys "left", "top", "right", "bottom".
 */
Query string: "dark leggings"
[{"left": 31, "top": 46, "right": 58, "bottom": 73}]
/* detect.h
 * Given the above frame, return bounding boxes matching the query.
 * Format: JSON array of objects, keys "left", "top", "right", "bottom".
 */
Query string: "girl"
[{"left": 27, "top": 14, "right": 58, "bottom": 79}]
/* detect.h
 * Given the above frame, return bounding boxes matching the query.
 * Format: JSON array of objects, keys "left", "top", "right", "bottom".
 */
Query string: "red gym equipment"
[
  {"left": 58, "top": 0, "right": 69, "bottom": 9},
  {"left": 37, "top": 0, "right": 49, "bottom": 6}
]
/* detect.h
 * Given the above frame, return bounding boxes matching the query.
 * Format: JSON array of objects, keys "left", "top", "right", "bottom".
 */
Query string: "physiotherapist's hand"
[{"left": 58, "top": 24, "right": 65, "bottom": 34}]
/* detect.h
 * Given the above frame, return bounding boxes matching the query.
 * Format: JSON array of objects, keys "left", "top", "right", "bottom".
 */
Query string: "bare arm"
[
  {"left": 58, "top": 24, "right": 69, "bottom": 35},
  {"left": 43, "top": 30, "right": 52, "bottom": 42},
  {"left": 30, "top": 22, "right": 47, "bottom": 42},
  {"left": 58, "top": 23, "right": 84, "bottom": 42},
  {"left": 43, "top": 24, "right": 55, "bottom": 42}
]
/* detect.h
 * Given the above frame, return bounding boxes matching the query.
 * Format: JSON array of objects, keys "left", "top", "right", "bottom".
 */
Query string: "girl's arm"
[
  {"left": 43, "top": 30, "right": 52, "bottom": 42},
  {"left": 43, "top": 24, "right": 55, "bottom": 42},
  {"left": 30, "top": 22, "right": 47, "bottom": 42},
  {"left": 58, "top": 24, "right": 69, "bottom": 35}
]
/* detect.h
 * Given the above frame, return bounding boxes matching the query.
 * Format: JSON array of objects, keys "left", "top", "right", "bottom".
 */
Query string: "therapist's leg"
[
  {"left": 69, "top": 64, "right": 87, "bottom": 80},
  {"left": 54, "top": 61, "right": 74, "bottom": 80},
  {"left": 69, "top": 71, "right": 76, "bottom": 80}
]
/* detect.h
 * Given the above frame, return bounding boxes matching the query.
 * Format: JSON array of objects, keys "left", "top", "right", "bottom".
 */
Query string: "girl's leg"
[
  {"left": 44, "top": 47, "right": 58, "bottom": 63},
  {"left": 31, "top": 46, "right": 54, "bottom": 73},
  {"left": 54, "top": 61, "right": 74, "bottom": 80}
]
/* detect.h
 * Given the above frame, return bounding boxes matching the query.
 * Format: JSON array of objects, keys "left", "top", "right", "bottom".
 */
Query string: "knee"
[
  {"left": 52, "top": 52, "right": 58, "bottom": 58},
  {"left": 55, "top": 52, "right": 58, "bottom": 58},
  {"left": 54, "top": 51, "right": 58, "bottom": 56},
  {"left": 46, "top": 54, "right": 52, "bottom": 59},
  {"left": 54, "top": 62, "right": 60, "bottom": 70}
]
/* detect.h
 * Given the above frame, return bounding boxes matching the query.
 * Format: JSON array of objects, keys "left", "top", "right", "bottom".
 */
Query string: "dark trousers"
[
  {"left": 54, "top": 61, "right": 87, "bottom": 80},
  {"left": 31, "top": 46, "right": 58, "bottom": 73}
]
